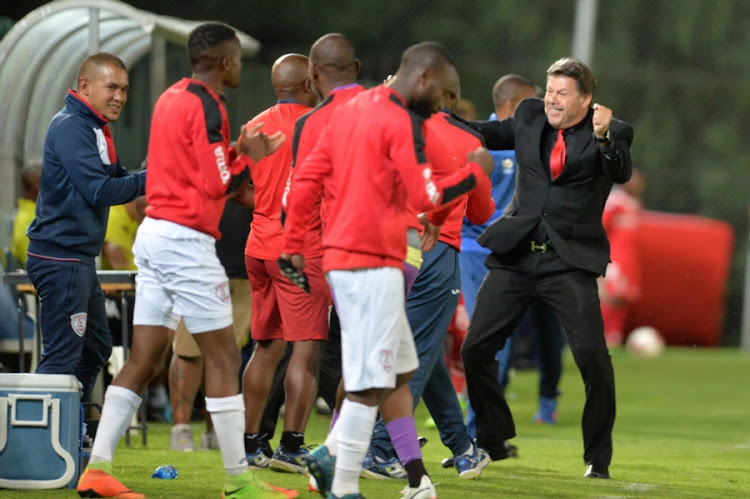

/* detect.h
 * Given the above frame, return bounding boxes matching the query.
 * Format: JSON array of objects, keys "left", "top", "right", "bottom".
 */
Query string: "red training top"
[
  {"left": 244, "top": 102, "right": 312, "bottom": 260},
  {"left": 145, "top": 78, "right": 251, "bottom": 239},
  {"left": 283, "top": 84, "right": 366, "bottom": 237},
  {"left": 421, "top": 111, "right": 495, "bottom": 250},
  {"left": 283, "top": 85, "right": 487, "bottom": 272}
]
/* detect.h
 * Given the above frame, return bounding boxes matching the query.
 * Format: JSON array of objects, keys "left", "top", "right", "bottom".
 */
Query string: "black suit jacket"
[{"left": 470, "top": 98, "right": 634, "bottom": 276}]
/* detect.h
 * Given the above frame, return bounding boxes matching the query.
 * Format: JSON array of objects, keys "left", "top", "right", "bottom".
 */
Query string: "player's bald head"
[
  {"left": 77, "top": 52, "right": 126, "bottom": 88},
  {"left": 271, "top": 53, "right": 310, "bottom": 94},
  {"left": 397, "top": 41, "right": 456, "bottom": 78},
  {"left": 270, "top": 53, "right": 316, "bottom": 105},
  {"left": 310, "top": 33, "right": 359, "bottom": 76}
]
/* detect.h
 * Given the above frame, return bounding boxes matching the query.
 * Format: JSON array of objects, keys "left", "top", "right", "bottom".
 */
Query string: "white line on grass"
[{"left": 622, "top": 482, "right": 657, "bottom": 492}]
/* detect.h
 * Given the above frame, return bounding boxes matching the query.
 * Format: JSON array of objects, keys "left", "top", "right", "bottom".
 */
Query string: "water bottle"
[{"left": 152, "top": 465, "right": 178, "bottom": 479}]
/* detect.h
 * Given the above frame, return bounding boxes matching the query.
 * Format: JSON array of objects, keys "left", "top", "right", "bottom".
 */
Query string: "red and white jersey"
[
  {"left": 282, "top": 85, "right": 486, "bottom": 272},
  {"left": 244, "top": 102, "right": 312, "bottom": 260},
  {"left": 145, "top": 78, "right": 251, "bottom": 239}
]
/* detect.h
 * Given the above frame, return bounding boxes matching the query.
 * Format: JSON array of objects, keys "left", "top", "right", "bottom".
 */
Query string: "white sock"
[
  {"left": 324, "top": 418, "right": 340, "bottom": 456},
  {"left": 331, "top": 399, "right": 377, "bottom": 497},
  {"left": 172, "top": 423, "right": 192, "bottom": 433},
  {"left": 89, "top": 385, "right": 141, "bottom": 464},
  {"left": 205, "top": 394, "right": 247, "bottom": 476}
]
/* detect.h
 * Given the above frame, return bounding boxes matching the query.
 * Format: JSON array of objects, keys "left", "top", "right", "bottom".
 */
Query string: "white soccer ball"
[{"left": 626, "top": 326, "right": 666, "bottom": 358}]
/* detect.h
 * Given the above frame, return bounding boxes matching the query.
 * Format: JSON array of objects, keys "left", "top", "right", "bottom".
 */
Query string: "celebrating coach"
[{"left": 461, "top": 57, "right": 633, "bottom": 479}]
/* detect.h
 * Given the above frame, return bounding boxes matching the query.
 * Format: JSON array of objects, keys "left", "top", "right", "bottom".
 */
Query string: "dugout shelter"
[{"left": 0, "top": 0, "right": 261, "bottom": 254}]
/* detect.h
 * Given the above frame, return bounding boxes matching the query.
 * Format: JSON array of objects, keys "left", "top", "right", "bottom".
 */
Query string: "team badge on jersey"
[
  {"left": 70, "top": 312, "right": 87, "bottom": 337},
  {"left": 216, "top": 281, "right": 230, "bottom": 304},
  {"left": 502, "top": 158, "right": 515, "bottom": 174},
  {"left": 379, "top": 349, "right": 393, "bottom": 373}
]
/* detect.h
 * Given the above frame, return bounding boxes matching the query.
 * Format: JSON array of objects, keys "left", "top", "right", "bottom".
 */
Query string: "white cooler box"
[{"left": 0, "top": 373, "right": 82, "bottom": 489}]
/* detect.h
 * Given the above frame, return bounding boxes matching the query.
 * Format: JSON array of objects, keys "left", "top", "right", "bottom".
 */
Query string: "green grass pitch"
[{"left": 3, "top": 347, "right": 749, "bottom": 498}]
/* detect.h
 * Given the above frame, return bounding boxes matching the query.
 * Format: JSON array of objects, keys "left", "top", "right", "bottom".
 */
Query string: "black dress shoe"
[
  {"left": 487, "top": 440, "right": 519, "bottom": 461},
  {"left": 499, "top": 440, "right": 519, "bottom": 460},
  {"left": 584, "top": 464, "right": 610, "bottom": 479}
]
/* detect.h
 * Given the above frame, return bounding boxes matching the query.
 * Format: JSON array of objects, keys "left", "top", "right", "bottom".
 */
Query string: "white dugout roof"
[{"left": 0, "top": 0, "right": 260, "bottom": 250}]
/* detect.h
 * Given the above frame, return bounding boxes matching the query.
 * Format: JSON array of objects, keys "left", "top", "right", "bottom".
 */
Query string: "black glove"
[{"left": 277, "top": 257, "right": 310, "bottom": 294}]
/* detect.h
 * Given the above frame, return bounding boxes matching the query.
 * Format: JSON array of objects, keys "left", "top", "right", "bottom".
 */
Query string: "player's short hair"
[
  {"left": 77, "top": 52, "right": 126, "bottom": 82},
  {"left": 492, "top": 74, "right": 535, "bottom": 109},
  {"left": 547, "top": 57, "right": 596, "bottom": 97},
  {"left": 186, "top": 22, "right": 237, "bottom": 70},
  {"left": 399, "top": 41, "right": 456, "bottom": 75}
]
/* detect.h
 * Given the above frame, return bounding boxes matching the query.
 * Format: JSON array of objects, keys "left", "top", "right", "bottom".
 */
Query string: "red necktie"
[{"left": 550, "top": 129, "right": 566, "bottom": 179}]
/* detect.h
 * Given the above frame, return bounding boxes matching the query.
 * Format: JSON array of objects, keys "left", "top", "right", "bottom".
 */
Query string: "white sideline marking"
[{"left": 623, "top": 482, "right": 657, "bottom": 492}]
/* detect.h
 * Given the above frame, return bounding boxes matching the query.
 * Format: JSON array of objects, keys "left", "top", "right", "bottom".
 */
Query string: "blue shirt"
[{"left": 461, "top": 114, "right": 517, "bottom": 253}]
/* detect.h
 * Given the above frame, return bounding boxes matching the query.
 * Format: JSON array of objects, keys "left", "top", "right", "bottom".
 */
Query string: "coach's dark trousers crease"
[{"left": 461, "top": 248, "right": 616, "bottom": 467}]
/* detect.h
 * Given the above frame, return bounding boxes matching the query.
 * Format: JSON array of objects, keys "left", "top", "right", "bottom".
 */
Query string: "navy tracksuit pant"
[{"left": 27, "top": 256, "right": 112, "bottom": 402}]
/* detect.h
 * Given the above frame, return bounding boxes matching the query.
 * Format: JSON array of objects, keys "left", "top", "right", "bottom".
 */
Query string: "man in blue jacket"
[{"left": 26, "top": 52, "right": 146, "bottom": 402}]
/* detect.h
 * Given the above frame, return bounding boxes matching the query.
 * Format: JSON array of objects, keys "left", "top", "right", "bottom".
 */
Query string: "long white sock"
[
  {"left": 89, "top": 385, "right": 141, "bottom": 464},
  {"left": 331, "top": 399, "right": 378, "bottom": 497},
  {"left": 205, "top": 394, "right": 247, "bottom": 476},
  {"left": 324, "top": 417, "right": 340, "bottom": 456}
]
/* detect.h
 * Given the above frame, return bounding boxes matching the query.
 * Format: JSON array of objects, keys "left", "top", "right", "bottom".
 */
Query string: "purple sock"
[
  {"left": 329, "top": 409, "right": 340, "bottom": 433},
  {"left": 387, "top": 416, "right": 422, "bottom": 465}
]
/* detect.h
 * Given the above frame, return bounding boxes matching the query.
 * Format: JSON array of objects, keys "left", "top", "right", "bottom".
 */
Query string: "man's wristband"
[{"left": 594, "top": 129, "right": 612, "bottom": 147}]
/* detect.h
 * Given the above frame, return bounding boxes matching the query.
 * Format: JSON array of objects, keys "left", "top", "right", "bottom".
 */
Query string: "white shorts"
[
  {"left": 132, "top": 217, "right": 233, "bottom": 334},
  {"left": 327, "top": 267, "right": 419, "bottom": 392}
]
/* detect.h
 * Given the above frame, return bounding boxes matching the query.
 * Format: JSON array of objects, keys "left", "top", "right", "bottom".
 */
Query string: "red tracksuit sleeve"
[
  {"left": 228, "top": 148, "right": 251, "bottom": 171},
  {"left": 387, "top": 114, "right": 485, "bottom": 213},
  {"left": 435, "top": 162, "right": 486, "bottom": 206},
  {"left": 427, "top": 197, "right": 462, "bottom": 227},
  {"left": 464, "top": 170, "right": 495, "bottom": 224},
  {"left": 427, "top": 161, "right": 492, "bottom": 228},
  {"left": 189, "top": 104, "right": 243, "bottom": 200},
  {"left": 282, "top": 125, "right": 332, "bottom": 254}
]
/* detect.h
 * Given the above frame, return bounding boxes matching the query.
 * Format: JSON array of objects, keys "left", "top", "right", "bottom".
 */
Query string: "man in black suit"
[{"left": 461, "top": 57, "right": 633, "bottom": 479}]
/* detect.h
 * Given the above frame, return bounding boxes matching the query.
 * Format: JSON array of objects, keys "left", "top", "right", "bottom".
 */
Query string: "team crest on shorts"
[
  {"left": 379, "top": 349, "right": 394, "bottom": 373},
  {"left": 70, "top": 312, "right": 87, "bottom": 337},
  {"left": 216, "top": 282, "right": 230, "bottom": 304}
]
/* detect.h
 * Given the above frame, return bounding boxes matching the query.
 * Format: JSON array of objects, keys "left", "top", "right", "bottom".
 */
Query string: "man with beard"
[
  {"left": 282, "top": 41, "right": 493, "bottom": 499},
  {"left": 363, "top": 79, "right": 495, "bottom": 481}
]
